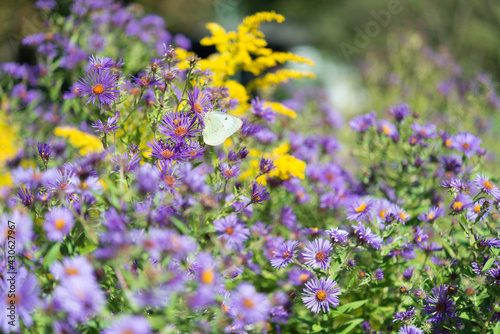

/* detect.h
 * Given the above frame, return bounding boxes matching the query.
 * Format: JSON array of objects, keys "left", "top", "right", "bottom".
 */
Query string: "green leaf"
[
  {"left": 336, "top": 300, "right": 368, "bottom": 314},
  {"left": 312, "top": 323, "right": 323, "bottom": 333},
  {"left": 483, "top": 257, "right": 496, "bottom": 273},
  {"left": 493, "top": 321, "right": 500, "bottom": 334},
  {"left": 336, "top": 318, "right": 364, "bottom": 334},
  {"left": 42, "top": 243, "right": 61, "bottom": 269},
  {"left": 171, "top": 217, "right": 190, "bottom": 235}
]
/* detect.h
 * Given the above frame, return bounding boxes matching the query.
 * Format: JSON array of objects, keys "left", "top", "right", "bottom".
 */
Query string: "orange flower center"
[
  {"left": 161, "top": 150, "right": 173, "bottom": 159},
  {"left": 174, "top": 126, "right": 187, "bottom": 136},
  {"left": 382, "top": 126, "right": 391, "bottom": 135},
  {"left": 221, "top": 304, "right": 229, "bottom": 313},
  {"left": 445, "top": 139, "right": 452, "bottom": 147},
  {"left": 379, "top": 209, "right": 387, "bottom": 219},
  {"left": 462, "top": 143, "right": 470, "bottom": 150},
  {"left": 201, "top": 269, "right": 214, "bottom": 284},
  {"left": 224, "top": 170, "right": 234, "bottom": 177},
  {"left": 193, "top": 103, "right": 203, "bottom": 114},
  {"left": 299, "top": 273, "right": 309, "bottom": 282},
  {"left": 315, "top": 252, "right": 325, "bottom": 262},
  {"left": 164, "top": 175, "right": 175, "bottom": 186},
  {"left": 65, "top": 267, "right": 79, "bottom": 275},
  {"left": 92, "top": 84, "right": 104, "bottom": 95},
  {"left": 474, "top": 205, "right": 481, "bottom": 214},
  {"left": 483, "top": 180, "right": 494, "bottom": 190},
  {"left": 54, "top": 219, "right": 65, "bottom": 231},
  {"left": 242, "top": 298, "right": 255, "bottom": 308},
  {"left": 282, "top": 251, "right": 291, "bottom": 259},
  {"left": 225, "top": 227, "right": 234, "bottom": 235},
  {"left": 315, "top": 290, "right": 327, "bottom": 302}
]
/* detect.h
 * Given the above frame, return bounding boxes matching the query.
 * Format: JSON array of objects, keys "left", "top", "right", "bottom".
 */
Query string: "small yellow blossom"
[
  {"left": 266, "top": 102, "right": 297, "bottom": 119},
  {"left": 54, "top": 126, "right": 103, "bottom": 155}
]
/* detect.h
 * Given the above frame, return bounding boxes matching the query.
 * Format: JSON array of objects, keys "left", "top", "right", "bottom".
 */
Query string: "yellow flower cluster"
[
  {"left": 54, "top": 126, "right": 103, "bottom": 155},
  {"left": 198, "top": 11, "right": 315, "bottom": 116},
  {"left": 241, "top": 143, "right": 306, "bottom": 185},
  {"left": 0, "top": 109, "right": 18, "bottom": 186}
]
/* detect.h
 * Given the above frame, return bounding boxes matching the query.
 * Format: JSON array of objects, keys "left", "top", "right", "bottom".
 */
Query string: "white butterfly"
[{"left": 202, "top": 111, "right": 243, "bottom": 146}]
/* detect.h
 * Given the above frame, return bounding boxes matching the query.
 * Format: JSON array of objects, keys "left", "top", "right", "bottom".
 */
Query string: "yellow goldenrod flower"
[
  {"left": 265, "top": 102, "right": 297, "bottom": 119},
  {"left": 0, "top": 109, "right": 19, "bottom": 186},
  {"left": 247, "top": 69, "right": 316, "bottom": 90},
  {"left": 54, "top": 126, "right": 103, "bottom": 155}
]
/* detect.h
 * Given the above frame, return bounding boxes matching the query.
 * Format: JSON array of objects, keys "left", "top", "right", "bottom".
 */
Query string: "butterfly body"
[{"left": 202, "top": 111, "right": 243, "bottom": 146}]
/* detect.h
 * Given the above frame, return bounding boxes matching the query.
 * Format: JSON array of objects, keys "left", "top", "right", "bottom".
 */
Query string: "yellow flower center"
[
  {"left": 427, "top": 212, "right": 435, "bottom": 220},
  {"left": 355, "top": 202, "right": 367, "bottom": 213},
  {"left": 452, "top": 202, "right": 463, "bottom": 211},
  {"left": 474, "top": 205, "right": 481, "bottom": 214},
  {"left": 315, "top": 290, "right": 327, "bottom": 302},
  {"left": 445, "top": 139, "right": 452, "bottom": 147},
  {"left": 299, "top": 274, "right": 309, "bottom": 282},
  {"left": 193, "top": 103, "right": 203, "bottom": 114},
  {"left": 65, "top": 267, "right": 79, "bottom": 275},
  {"left": 201, "top": 269, "right": 214, "bottom": 284}
]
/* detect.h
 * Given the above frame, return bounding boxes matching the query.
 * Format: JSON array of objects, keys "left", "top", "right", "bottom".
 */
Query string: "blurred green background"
[{"left": 3, "top": 0, "right": 500, "bottom": 72}]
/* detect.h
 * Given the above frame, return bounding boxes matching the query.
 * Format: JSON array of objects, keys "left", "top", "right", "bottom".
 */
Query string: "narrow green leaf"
[
  {"left": 482, "top": 257, "right": 496, "bottom": 273},
  {"left": 337, "top": 318, "right": 364, "bottom": 334},
  {"left": 42, "top": 243, "right": 61, "bottom": 269},
  {"left": 336, "top": 299, "right": 368, "bottom": 314}
]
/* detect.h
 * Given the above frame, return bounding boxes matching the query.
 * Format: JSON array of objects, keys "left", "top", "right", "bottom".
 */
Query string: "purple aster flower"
[
  {"left": 418, "top": 206, "right": 445, "bottom": 222},
  {"left": 88, "top": 54, "right": 114, "bottom": 71},
  {"left": 349, "top": 111, "right": 376, "bottom": 132},
  {"left": 35, "top": 0, "right": 56, "bottom": 10},
  {"left": 398, "top": 325, "right": 423, "bottom": 334},
  {"left": 187, "top": 86, "right": 212, "bottom": 123},
  {"left": 147, "top": 138, "right": 189, "bottom": 162},
  {"left": 375, "top": 268, "right": 384, "bottom": 280},
  {"left": 254, "top": 127, "right": 278, "bottom": 144},
  {"left": 467, "top": 199, "right": 490, "bottom": 222},
  {"left": 487, "top": 266, "right": 500, "bottom": 285},
  {"left": 289, "top": 269, "right": 313, "bottom": 285},
  {"left": 134, "top": 164, "right": 160, "bottom": 194},
  {"left": 219, "top": 162, "right": 240, "bottom": 180},
  {"left": 451, "top": 132, "right": 482, "bottom": 158},
  {"left": 53, "top": 277, "right": 105, "bottom": 325},
  {"left": 111, "top": 153, "right": 141, "bottom": 174},
  {"left": 351, "top": 222, "right": 383, "bottom": 249},
  {"left": 44, "top": 207, "right": 74, "bottom": 241},
  {"left": 474, "top": 174, "right": 500, "bottom": 197},
  {"left": 241, "top": 118, "right": 262, "bottom": 138},
  {"left": 159, "top": 112, "right": 200, "bottom": 142},
  {"left": 419, "top": 241, "right": 443, "bottom": 254},
  {"left": 158, "top": 160, "right": 184, "bottom": 192},
  {"left": 422, "top": 285, "right": 456, "bottom": 324},
  {"left": 477, "top": 236, "right": 500, "bottom": 248},
  {"left": 214, "top": 214, "right": 250, "bottom": 250},
  {"left": 250, "top": 97, "right": 275, "bottom": 124},
  {"left": 104, "top": 315, "right": 152, "bottom": 334},
  {"left": 302, "top": 277, "right": 341, "bottom": 313},
  {"left": 250, "top": 182, "right": 271, "bottom": 205},
  {"left": 17, "top": 187, "right": 34, "bottom": 207},
  {"left": 259, "top": 157, "right": 276, "bottom": 174},
  {"left": 270, "top": 240, "right": 299, "bottom": 269},
  {"left": 37, "top": 142, "right": 52, "bottom": 164},
  {"left": 76, "top": 70, "right": 120, "bottom": 107},
  {"left": 303, "top": 238, "right": 333, "bottom": 270},
  {"left": 50, "top": 256, "right": 95, "bottom": 282},
  {"left": 326, "top": 227, "right": 349, "bottom": 245},
  {"left": 378, "top": 119, "right": 399, "bottom": 141},
  {"left": 232, "top": 283, "right": 271, "bottom": 325},
  {"left": 391, "top": 104, "right": 410, "bottom": 122},
  {"left": 0, "top": 267, "right": 40, "bottom": 332},
  {"left": 346, "top": 196, "right": 375, "bottom": 221},
  {"left": 408, "top": 134, "right": 420, "bottom": 146},
  {"left": 0, "top": 210, "right": 33, "bottom": 251},
  {"left": 412, "top": 122, "right": 437, "bottom": 139},
  {"left": 92, "top": 116, "right": 120, "bottom": 134},
  {"left": 450, "top": 193, "right": 473, "bottom": 212},
  {"left": 130, "top": 72, "right": 161, "bottom": 88},
  {"left": 403, "top": 266, "right": 414, "bottom": 280},
  {"left": 413, "top": 227, "right": 429, "bottom": 244},
  {"left": 393, "top": 306, "right": 416, "bottom": 323}
]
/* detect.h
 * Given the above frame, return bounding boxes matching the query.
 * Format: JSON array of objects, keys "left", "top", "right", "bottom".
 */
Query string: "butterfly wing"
[
  {"left": 202, "top": 112, "right": 228, "bottom": 146},
  {"left": 211, "top": 111, "right": 243, "bottom": 137}
]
